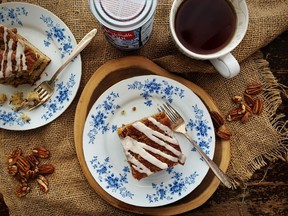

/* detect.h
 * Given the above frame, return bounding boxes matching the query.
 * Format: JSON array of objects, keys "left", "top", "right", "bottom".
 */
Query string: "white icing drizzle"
[
  {"left": 148, "top": 117, "right": 174, "bottom": 137},
  {"left": 127, "top": 152, "right": 153, "bottom": 175},
  {"left": 122, "top": 136, "right": 168, "bottom": 169},
  {"left": 120, "top": 116, "right": 186, "bottom": 177},
  {"left": 0, "top": 27, "right": 28, "bottom": 79},
  {"left": 6, "top": 39, "right": 14, "bottom": 74},
  {"left": 133, "top": 121, "right": 181, "bottom": 156},
  {"left": 15, "top": 40, "right": 27, "bottom": 71}
]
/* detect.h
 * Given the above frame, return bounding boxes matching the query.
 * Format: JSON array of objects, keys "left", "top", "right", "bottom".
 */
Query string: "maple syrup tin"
[{"left": 89, "top": 0, "right": 158, "bottom": 50}]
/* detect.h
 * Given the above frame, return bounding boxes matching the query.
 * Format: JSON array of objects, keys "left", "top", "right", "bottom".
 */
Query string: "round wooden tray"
[{"left": 74, "top": 56, "right": 230, "bottom": 215}]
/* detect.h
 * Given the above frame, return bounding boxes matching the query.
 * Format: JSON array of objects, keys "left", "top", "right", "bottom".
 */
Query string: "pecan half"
[
  {"left": 227, "top": 113, "right": 244, "bottom": 122},
  {"left": 15, "top": 184, "right": 31, "bottom": 198},
  {"left": 16, "top": 156, "right": 31, "bottom": 173},
  {"left": 244, "top": 93, "right": 255, "bottom": 107},
  {"left": 242, "top": 102, "right": 253, "bottom": 114},
  {"left": 241, "top": 111, "right": 252, "bottom": 123},
  {"left": 14, "top": 173, "right": 28, "bottom": 184},
  {"left": 26, "top": 155, "right": 40, "bottom": 167},
  {"left": 253, "top": 98, "right": 264, "bottom": 114},
  {"left": 37, "top": 175, "right": 49, "bottom": 193},
  {"left": 216, "top": 128, "right": 232, "bottom": 140},
  {"left": 7, "top": 165, "right": 18, "bottom": 176},
  {"left": 8, "top": 147, "right": 22, "bottom": 165},
  {"left": 32, "top": 146, "right": 50, "bottom": 159},
  {"left": 210, "top": 111, "right": 224, "bottom": 129},
  {"left": 231, "top": 95, "right": 243, "bottom": 103},
  {"left": 228, "top": 107, "right": 244, "bottom": 116},
  {"left": 25, "top": 170, "right": 39, "bottom": 180},
  {"left": 245, "top": 84, "right": 263, "bottom": 95},
  {"left": 38, "top": 164, "right": 55, "bottom": 175}
]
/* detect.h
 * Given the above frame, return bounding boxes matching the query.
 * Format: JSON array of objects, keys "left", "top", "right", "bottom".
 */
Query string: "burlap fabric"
[{"left": 0, "top": 0, "right": 288, "bottom": 215}]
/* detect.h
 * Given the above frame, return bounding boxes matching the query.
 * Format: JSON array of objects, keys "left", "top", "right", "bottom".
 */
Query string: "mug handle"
[{"left": 210, "top": 53, "right": 240, "bottom": 78}]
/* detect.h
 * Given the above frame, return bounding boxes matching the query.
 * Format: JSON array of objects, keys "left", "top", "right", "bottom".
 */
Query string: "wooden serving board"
[{"left": 74, "top": 56, "right": 230, "bottom": 215}]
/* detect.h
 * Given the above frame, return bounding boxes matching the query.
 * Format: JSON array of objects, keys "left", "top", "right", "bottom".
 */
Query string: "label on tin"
[{"left": 102, "top": 15, "right": 154, "bottom": 50}]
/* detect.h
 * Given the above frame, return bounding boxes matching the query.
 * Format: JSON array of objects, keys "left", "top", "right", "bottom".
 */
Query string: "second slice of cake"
[
  {"left": 117, "top": 111, "right": 186, "bottom": 180},
  {"left": 0, "top": 25, "right": 51, "bottom": 87}
]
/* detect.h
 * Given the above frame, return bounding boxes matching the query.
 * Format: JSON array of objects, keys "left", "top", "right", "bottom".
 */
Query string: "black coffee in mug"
[{"left": 175, "top": 0, "right": 236, "bottom": 54}]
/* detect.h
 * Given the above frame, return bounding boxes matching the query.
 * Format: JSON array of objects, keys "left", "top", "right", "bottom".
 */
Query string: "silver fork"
[
  {"left": 159, "top": 102, "right": 234, "bottom": 189},
  {"left": 28, "top": 28, "right": 97, "bottom": 111}
]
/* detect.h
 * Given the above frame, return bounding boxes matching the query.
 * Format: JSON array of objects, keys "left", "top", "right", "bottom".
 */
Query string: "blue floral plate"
[
  {"left": 82, "top": 75, "right": 215, "bottom": 207},
  {"left": 0, "top": 2, "right": 81, "bottom": 130}
]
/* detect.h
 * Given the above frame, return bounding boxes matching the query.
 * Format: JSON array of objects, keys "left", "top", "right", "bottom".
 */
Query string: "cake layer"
[
  {"left": 0, "top": 25, "right": 51, "bottom": 86},
  {"left": 117, "top": 111, "right": 186, "bottom": 180}
]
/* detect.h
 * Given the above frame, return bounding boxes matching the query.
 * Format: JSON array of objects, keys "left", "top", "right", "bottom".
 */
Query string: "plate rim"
[
  {"left": 74, "top": 56, "right": 231, "bottom": 215},
  {"left": 0, "top": 2, "right": 82, "bottom": 131}
]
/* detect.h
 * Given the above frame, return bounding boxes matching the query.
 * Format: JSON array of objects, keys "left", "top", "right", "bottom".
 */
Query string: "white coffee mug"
[{"left": 170, "top": 0, "right": 249, "bottom": 78}]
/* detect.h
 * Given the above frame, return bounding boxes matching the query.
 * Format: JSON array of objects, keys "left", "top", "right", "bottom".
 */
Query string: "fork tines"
[
  {"left": 158, "top": 102, "right": 182, "bottom": 124},
  {"left": 35, "top": 87, "right": 49, "bottom": 100}
]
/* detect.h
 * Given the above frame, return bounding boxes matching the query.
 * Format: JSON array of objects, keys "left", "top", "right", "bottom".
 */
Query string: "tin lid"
[
  {"left": 100, "top": 0, "right": 147, "bottom": 21},
  {"left": 90, "top": 0, "right": 157, "bottom": 31}
]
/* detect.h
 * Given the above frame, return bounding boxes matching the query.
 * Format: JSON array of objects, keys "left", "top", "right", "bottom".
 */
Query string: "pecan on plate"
[{"left": 32, "top": 146, "right": 50, "bottom": 159}]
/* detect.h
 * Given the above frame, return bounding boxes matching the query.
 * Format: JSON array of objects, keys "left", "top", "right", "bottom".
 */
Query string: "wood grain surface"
[{"left": 1, "top": 30, "right": 287, "bottom": 216}]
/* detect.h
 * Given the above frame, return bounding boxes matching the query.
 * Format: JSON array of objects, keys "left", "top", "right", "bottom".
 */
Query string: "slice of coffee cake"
[
  {"left": 0, "top": 25, "right": 51, "bottom": 87},
  {"left": 117, "top": 111, "right": 186, "bottom": 180}
]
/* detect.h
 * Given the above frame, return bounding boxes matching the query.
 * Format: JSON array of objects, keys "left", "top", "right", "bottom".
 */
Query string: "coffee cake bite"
[
  {"left": 0, "top": 25, "right": 51, "bottom": 87},
  {"left": 0, "top": 93, "right": 7, "bottom": 105},
  {"left": 117, "top": 111, "right": 186, "bottom": 180}
]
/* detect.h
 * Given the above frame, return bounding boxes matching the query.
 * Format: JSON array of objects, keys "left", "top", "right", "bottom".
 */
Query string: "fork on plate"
[
  {"left": 28, "top": 28, "right": 97, "bottom": 111},
  {"left": 159, "top": 102, "right": 234, "bottom": 189}
]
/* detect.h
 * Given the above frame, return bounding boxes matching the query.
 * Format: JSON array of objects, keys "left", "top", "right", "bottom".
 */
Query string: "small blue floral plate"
[
  {"left": 82, "top": 75, "right": 215, "bottom": 207},
  {"left": 0, "top": 2, "right": 81, "bottom": 130}
]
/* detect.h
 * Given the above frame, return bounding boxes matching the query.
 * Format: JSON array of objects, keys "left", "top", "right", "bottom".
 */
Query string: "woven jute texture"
[{"left": 0, "top": 0, "right": 288, "bottom": 215}]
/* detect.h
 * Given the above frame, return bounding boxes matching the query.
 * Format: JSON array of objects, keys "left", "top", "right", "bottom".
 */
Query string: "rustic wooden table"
[{"left": 1, "top": 31, "right": 287, "bottom": 216}]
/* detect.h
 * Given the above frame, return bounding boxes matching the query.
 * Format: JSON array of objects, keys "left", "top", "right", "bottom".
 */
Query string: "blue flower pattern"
[
  {"left": 0, "top": 6, "right": 28, "bottom": 25},
  {"left": 146, "top": 169, "right": 199, "bottom": 203},
  {"left": 128, "top": 78, "right": 185, "bottom": 106},
  {"left": 41, "top": 74, "right": 76, "bottom": 121},
  {"left": 0, "top": 110, "right": 29, "bottom": 127},
  {"left": 40, "top": 15, "right": 73, "bottom": 59},
  {"left": 87, "top": 92, "right": 120, "bottom": 144},
  {"left": 186, "top": 105, "right": 213, "bottom": 158},
  {"left": 90, "top": 156, "right": 134, "bottom": 199}
]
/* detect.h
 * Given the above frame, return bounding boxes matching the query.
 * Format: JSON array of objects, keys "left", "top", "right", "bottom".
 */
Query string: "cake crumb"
[
  {"left": 0, "top": 93, "right": 7, "bottom": 105},
  {"left": 10, "top": 91, "right": 24, "bottom": 110},
  {"left": 20, "top": 112, "right": 31, "bottom": 122},
  {"left": 26, "top": 91, "right": 40, "bottom": 103},
  {"left": 132, "top": 106, "right": 136, "bottom": 111},
  {"left": 121, "top": 110, "right": 126, "bottom": 115}
]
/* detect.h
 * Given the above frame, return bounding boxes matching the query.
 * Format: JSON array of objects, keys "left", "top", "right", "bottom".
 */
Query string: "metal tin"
[{"left": 89, "top": 0, "right": 158, "bottom": 50}]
